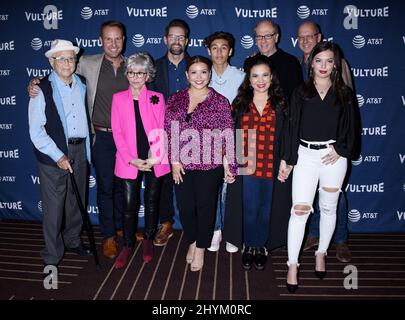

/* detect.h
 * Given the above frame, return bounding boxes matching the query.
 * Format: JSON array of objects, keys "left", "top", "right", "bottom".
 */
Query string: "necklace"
[{"left": 315, "top": 82, "right": 331, "bottom": 95}]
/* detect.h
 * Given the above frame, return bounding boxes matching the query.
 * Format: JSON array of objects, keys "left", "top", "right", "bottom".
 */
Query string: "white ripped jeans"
[{"left": 287, "top": 142, "right": 347, "bottom": 265}]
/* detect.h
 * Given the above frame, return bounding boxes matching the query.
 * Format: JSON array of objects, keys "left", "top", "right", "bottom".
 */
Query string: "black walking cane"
[{"left": 69, "top": 161, "right": 100, "bottom": 268}]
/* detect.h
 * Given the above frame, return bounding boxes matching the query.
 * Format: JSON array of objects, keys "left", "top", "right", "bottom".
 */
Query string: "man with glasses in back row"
[
  {"left": 297, "top": 21, "right": 353, "bottom": 263},
  {"left": 244, "top": 19, "right": 303, "bottom": 100}
]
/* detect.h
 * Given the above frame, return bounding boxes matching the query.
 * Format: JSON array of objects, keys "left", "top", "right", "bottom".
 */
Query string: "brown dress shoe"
[
  {"left": 303, "top": 235, "right": 319, "bottom": 251},
  {"left": 335, "top": 243, "right": 352, "bottom": 263},
  {"left": 136, "top": 230, "right": 144, "bottom": 241},
  {"left": 153, "top": 222, "right": 173, "bottom": 246},
  {"left": 103, "top": 237, "right": 117, "bottom": 259},
  {"left": 116, "top": 230, "right": 124, "bottom": 238}
]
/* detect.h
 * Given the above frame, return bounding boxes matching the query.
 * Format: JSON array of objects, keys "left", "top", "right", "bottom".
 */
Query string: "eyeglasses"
[
  {"left": 167, "top": 34, "right": 186, "bottom": 42},
  {"left": 297, "top": 33, "right": 319, "bottom": 42},
  {"left": 126, "top": 71, "right": 147, "bottom": 78},
  {"left": 52, "top": 56, "right": 76, "bottom": 64},
  {"left": 255, "top": 32, "right": 277, "bottom": 41}
]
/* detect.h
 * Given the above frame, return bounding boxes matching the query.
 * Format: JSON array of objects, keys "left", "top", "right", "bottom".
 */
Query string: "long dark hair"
[
  {"left": 304, "top": 41, "right": 350, "bottom": 106},
  {"left": 233, "top": 54, "right": 287, "bottom": 119}
]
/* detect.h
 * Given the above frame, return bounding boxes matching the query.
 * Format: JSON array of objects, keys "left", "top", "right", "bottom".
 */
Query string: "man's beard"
[{"left": 169, "top": 45, "right": 184, "bottom": 56}]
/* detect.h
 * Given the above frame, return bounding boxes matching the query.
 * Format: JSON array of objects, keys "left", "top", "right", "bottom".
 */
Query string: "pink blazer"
[{"left": 111, "top": 85, "right": 170, "bottom": 179}]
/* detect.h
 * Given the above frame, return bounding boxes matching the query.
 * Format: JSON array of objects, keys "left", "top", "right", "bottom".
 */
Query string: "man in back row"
[
  {"left": 244, "top": 19, "right": 303, "bottom": 100},
  {"left": 142, "top": 19, "right": 191, "bottom": 246}
]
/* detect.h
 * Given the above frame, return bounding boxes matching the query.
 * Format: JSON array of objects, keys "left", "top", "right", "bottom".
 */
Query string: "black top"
[
  {"left": 283, "top": 84, "right": 360, "bottom": 165},
  {"left": 300, "top": 89, "right": 343, "bottom": 141},
  {"left": 133, "top": 100, "right": 150, "bottom": 160}
]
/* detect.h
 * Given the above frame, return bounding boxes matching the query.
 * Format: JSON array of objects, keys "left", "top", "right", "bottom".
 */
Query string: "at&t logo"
[
  {"left": 241, "top": 36, "right": 254, "bottom": 49},
  {"left": 131, "top": 34, "right": 162, "bottom": 48},
  {"left": 81, "top": 7, "right": 92, "bottom": 19},
  {"left": 297, "top": 5, "right": 328, "bottom": 19},
  {"left": 31, "top": 38, "right": 52, "bottom": 51},
  {"left": 132, "top": 34, "right": 145, "bottom": 47},
  {"left": 351, "top": 154, "right": 362, "bottom": 166},
  {"left": 348, "top": 209, "right": 379, "bottom": 222},
  {"left": 89, "top": 176, "right": 96, "bottom": 188},
  {"left": 31, "top": 38, "right": 42, "bottom": 50},
  {"left": 356, "top": 93, "right": 382, "bottom": 107},
  {"left": 353, "top": 35, "right": 383, "bottom": 49},
  {"left": 352, "top": 154, "right": 380, "bottom": 165},
  {"left": 186, "top": 5, "right": 216, "bottom": 19},
  {"left": 38, "top": 201, "right": 42, "bottom": 212},
  {"left": 80, "top": 6, "right": 109, "bottom": 20},
  {"left": 348, "top": 209, "right": 361, "bottom": 222}
]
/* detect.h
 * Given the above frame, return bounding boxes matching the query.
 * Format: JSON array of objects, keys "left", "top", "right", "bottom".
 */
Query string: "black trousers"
[
  {"left": 175, "top": 167, "right": 223, "bottom": 248},
  {"left": 158, "top": 173, "right": 175, "bottom": 224},
  {"left": 121, "top": 171, "right": 163, "bottom": 246}
]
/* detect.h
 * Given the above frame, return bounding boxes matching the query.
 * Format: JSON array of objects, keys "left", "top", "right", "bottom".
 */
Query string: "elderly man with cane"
[{"left": 28, "top": 39, "right": 92, "bottom": 269}]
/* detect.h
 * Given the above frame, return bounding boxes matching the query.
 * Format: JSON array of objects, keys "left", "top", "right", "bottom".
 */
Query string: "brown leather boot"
[
  {"left": 335, "top": 243, "right": 352, "bottom": 263},
  {"left": 153, "top": 222, "right": 173, "bottom": 246},
  {"left": 136, "top": 230, "right": 144, "bottom": 241},
  {"left": 103, "top": 237, "right": 117, "bottom": 259},
  {"left": 303, "top": 235, "right": 319, "bottom": 251}
]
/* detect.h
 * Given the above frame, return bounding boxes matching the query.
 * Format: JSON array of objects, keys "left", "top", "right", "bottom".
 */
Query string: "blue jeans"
[
  {"left": 308, "top": 191, "right": 348, "bottom": 244},
  {"left": 243, "top": 176, "right": 273, "bottom": 247},
  {"left": 213, "top": 182, "right": 227, "bottom": 231}
]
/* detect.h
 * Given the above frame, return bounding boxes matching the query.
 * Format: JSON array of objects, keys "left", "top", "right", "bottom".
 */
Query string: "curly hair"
[{"left": 126, "top": 52, "right": 156, "bottom": 82}]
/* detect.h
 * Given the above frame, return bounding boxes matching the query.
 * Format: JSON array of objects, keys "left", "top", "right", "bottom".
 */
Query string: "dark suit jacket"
[{"left": 148, "top": 53, "right": 190, "bottom": 101}]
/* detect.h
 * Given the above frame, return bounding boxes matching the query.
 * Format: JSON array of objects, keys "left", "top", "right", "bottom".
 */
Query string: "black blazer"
[{"left": 148, "top": 53, "right": 190, "bottom": 101}]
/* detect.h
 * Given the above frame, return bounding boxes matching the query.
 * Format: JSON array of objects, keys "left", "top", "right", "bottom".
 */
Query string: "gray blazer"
[
  {"left": 76, "top": 54, "right": 104, "bottom": 122},
  {"left": 76, "top": 53, "right": 126, "bottom": 133}
]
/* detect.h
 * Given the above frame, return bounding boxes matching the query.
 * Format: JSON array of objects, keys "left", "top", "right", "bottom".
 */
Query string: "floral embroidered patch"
[{"left": 150, "top": 95, "right": 159, "bottom": 105}]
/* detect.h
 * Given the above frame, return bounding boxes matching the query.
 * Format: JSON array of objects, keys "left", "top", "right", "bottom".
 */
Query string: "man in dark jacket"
[{"left": 145, "top": 19, "right": 190, "bottom": 246}]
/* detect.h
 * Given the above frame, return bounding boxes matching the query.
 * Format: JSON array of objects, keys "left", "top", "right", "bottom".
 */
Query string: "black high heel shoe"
[
  {"left": 286, "top": 262, "right": 299, "bottom": 293},
  {"left": 286, "top": 282, "right": 298, "bottom": 293},
  {"left": 315, "top": 252, "right": 327, "bottom": 279},
  {"left": 314, "top": 270, "right": 326, "bottom": 279}
]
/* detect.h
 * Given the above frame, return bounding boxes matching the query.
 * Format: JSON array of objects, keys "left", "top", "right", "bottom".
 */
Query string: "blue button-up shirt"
[
  {"left": 168, "top": 59, "right": 187, "bottom": 96},
  {"left": 28, "top": 72, "right": 88, "bottom": 162}
]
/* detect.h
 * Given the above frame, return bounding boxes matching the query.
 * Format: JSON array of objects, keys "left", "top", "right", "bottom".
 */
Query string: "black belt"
[
  {"left": 94, "top": 125, "right": 112, "bottom": 133},
  {"left": 68, "top": 137, "right": 85, "bottom": 145},
  {"left": 300, "top": 141, "right": 329, "bottom": 150}
]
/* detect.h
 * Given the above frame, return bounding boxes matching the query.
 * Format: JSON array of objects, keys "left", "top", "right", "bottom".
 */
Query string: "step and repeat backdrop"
[{"left": 1, "top": 0, "right": 404, "bottom": 233}]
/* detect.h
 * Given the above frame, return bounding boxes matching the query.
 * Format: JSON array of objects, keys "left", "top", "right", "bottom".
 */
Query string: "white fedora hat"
[{"left": 45, "top": 39, "right": 80, "bottom": 58}]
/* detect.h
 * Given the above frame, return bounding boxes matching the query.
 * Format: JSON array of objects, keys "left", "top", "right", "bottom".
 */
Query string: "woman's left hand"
[{"left": 322, "top": 145, "right": 341, "bottom": 165}]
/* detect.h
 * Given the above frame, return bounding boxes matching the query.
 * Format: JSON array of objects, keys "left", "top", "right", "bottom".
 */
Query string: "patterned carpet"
[{"left": 1, "top": 219, "right": 405, "bottom": 301}]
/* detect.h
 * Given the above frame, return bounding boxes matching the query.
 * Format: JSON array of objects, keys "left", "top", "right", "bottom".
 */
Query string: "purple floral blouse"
[{"left": 164, "top": 87, "right": 237, "bottom": 175}]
